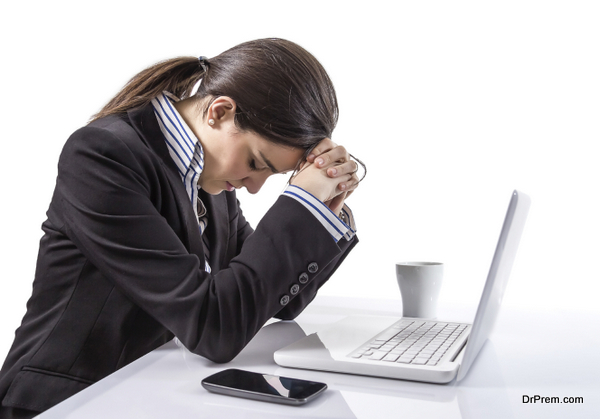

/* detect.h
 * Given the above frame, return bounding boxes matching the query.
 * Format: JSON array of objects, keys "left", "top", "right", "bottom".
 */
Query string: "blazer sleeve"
[
  {"left": 55, "top": 126, "right": 357, "bottom": 363},
  {"left": 272, "top": 224, "right": 356, "bottom": 320},
  {"left": 231, "top": 196, "right": 357, "bottom": 322}
]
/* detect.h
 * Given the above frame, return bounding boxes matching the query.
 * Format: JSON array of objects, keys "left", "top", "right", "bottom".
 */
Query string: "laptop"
[{"left": 275, "top": 190, "right": 530, "bottom": 384}]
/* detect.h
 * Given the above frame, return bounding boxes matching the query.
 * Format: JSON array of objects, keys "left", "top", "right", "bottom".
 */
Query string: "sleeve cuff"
[{"left": 282, "top": 185, "right": 357, "bottom": 242}]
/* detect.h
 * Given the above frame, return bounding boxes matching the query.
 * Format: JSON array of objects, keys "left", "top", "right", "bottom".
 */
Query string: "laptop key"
[{"left": 369, "top": 351, "right": 388, "bottom": 360}]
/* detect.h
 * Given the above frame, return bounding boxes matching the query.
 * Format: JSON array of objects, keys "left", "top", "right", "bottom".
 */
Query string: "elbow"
[
  {"left": 192, "top": 340, "right": 246, "bottom": 364},
  {"left": 203, "top": 350, "right": 238, "bottom": 364},
  {"left": 274, "top": 309, "right": 298, "bottom": 321}
]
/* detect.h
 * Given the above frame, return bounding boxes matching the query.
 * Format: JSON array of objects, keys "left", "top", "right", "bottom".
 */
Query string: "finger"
[
  {"left": 337, "top": 173, "right": 360, "bottom": 192},
  {"left": 314, "top": 145, "right": 348, "bottom": 168},
  {"left": 326, "top": 160, "right": 359, "bottom": 178},
  {"left": 325, "top": 191, "right": 348, "bottom": 215},
  {"left": 306, "top": 138, "right": 337, "bottom": 162}
]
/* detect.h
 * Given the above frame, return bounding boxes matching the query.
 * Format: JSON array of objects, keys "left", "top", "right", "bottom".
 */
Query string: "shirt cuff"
[{"left": 282, "top": 185, "right": 357, "bottom": 242}]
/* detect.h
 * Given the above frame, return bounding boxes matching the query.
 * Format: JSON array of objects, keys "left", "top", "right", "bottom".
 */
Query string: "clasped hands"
[{"left": 290, "top": 138, "right": 361, "bottom": 216}]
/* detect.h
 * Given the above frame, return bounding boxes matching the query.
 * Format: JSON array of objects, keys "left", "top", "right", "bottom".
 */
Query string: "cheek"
[{"left": 216, "top": 157, "right": 251, "bottom": 180}]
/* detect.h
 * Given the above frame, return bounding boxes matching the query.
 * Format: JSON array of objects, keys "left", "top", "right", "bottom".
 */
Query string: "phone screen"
[{"left": 202, "top": 368, "right": 327, "bottom": 405}]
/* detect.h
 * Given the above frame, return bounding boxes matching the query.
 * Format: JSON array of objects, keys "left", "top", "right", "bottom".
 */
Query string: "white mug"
[{"left": 395, "top": 262, "right": 443, "bottom": 318}]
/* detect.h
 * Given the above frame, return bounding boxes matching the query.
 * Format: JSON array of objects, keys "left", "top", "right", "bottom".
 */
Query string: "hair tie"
[{"left": 198, "top": 56, "right": 209, "bottom": 73}]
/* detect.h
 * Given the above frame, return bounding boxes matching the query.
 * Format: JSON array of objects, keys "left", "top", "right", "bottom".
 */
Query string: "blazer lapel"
[{"left": 126, "top": 105, "right": 205, "bottom": 263}]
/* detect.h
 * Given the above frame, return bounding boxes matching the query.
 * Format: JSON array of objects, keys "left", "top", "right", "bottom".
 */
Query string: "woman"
[{"left": 0, "top": 38, "right": 361, "bottom": 417}]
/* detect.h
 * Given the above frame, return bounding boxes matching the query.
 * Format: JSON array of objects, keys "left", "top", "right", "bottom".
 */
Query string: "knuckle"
[{"left": 335, "top": 145, "right": 346, "bottom": 154}]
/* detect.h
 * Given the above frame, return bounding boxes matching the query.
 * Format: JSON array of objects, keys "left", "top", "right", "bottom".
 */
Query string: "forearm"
[{"left": 274, "top": 231, "right": 358, "bottom": 320}]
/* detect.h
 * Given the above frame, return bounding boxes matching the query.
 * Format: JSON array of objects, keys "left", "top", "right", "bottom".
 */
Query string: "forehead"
[{"left": 246, "top": 132, "right": 305, "bottom": 173}]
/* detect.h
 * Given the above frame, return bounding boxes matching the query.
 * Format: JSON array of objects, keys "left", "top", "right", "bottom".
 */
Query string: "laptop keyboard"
[{"left": 348, "top": 319, "right": 469, "bottom": 366}]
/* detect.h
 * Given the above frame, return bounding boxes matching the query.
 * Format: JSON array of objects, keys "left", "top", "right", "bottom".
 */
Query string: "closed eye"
[
  {"left": 250, "top": 153, "right": 280, "bottom": 174},
  {"left": 249, "top": 158, "right": 272, "bottom": 172}
]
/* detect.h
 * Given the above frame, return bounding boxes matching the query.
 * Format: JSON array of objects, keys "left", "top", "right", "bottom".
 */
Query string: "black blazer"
[{"left": 0, "top": 104, "right": 357, "bottom": 413}]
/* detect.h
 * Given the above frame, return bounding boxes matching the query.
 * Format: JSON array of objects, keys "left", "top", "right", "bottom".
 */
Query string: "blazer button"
[
  {"left": 298, "top": 272, "right": 309, "bottom": 284},
  {"left": 308, "top": 262, "right": 319, "bottom": 274},
  {"left": 280, "top": 295, "right": 290, "bottom": 306},
  {"left": 290, "top": 284, "right": 300, "bottom": 295}
]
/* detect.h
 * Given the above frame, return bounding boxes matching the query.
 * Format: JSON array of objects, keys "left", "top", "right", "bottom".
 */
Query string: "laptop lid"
[{"left": 456, "top": 190, "right": 530, "bottom": 381}]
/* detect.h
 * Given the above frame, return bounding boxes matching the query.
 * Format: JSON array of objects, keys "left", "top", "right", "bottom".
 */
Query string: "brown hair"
[{"left": 92, "top": 38, "right": 338, "bottom": 151}]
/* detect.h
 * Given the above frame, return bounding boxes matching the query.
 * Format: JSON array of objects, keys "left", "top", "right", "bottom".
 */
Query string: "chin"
[
  {"left": 205, "top": 188, "right": 225, "bottom": 195},
  {"left": 199, "top": 182, "right": 222, "bottom": 195}
]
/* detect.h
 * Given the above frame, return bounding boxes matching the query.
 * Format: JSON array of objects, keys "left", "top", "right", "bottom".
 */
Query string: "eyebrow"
[{"left": 259, "top": 151, "right": 280, "bottom": 174}]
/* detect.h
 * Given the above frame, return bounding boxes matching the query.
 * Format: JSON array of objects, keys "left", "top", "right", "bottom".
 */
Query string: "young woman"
[{"left": 0, "top": 38, "right": 362, "bottom": 417}]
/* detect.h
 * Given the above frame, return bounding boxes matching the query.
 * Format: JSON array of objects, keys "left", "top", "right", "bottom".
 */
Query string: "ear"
[{"left": 206, "top": 96, "right": 236, "bottom": 126}]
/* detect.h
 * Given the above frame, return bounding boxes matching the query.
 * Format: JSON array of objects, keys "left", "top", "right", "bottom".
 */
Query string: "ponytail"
[
  {"left": 91, "top": 39, "right": 339, "bottom": 153},
  {"left": 91, "top": 57, "right": 205, "bottom": 122}
]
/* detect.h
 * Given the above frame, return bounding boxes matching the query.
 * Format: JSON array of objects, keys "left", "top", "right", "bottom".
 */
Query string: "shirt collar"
[{"left": 151, "top": 92, "right": 204, "bottom": 178}]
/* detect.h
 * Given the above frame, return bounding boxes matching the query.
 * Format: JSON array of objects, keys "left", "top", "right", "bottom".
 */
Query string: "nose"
[{"left": 242, "top": 171, "right": 271, "bottom": 194}]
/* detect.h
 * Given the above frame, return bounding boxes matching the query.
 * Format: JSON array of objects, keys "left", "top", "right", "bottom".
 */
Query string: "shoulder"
[
  {"left": 72, "top": 115, "right": 144, "bottom": 151},
  {"left": 61, "top": 114, "right": 154, "bottom": 165},
  {"left": 56, "top": 116, "right": 165, "bottom": 192}
]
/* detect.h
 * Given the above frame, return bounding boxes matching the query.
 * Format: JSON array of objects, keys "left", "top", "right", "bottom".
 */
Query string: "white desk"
[{"left": 38, "top": 296, "right": 599, "bottom": 418}]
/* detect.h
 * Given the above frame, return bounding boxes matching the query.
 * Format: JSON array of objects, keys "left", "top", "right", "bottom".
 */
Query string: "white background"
[{"left": 0, "top": 0, "right": 598, "bottom": 362}]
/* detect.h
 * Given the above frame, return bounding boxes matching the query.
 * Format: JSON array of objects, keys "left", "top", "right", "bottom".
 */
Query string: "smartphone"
[{"left": 201, "top": 368, "right": 327, "bottom": 405}]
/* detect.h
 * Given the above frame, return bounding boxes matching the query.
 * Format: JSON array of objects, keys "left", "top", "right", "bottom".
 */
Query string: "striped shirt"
[
  {"left": 282, "top": 185, "right": 356, "bottom": 242},
  {"left": 151, "top": 92, "right": 356, "bottom": 244},
  {"left": 151, "top": 92, "right": 208, "bottom": 235}
]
